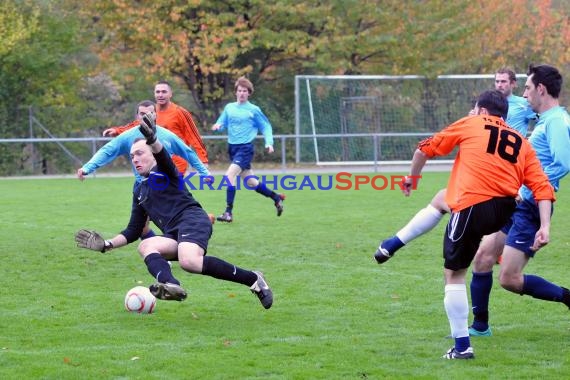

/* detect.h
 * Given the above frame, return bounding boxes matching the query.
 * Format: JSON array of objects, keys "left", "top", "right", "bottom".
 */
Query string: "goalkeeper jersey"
[{"left": 417, "top": 114, "right": 555, "bottom": 212}]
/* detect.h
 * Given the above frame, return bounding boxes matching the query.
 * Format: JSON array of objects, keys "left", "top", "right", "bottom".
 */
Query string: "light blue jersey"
[
  {"left": 506, "top": 94, "right": 536, "bottom": 136},
  {"left": 214, "top": 101, "right": 273, "bottom": 146},
  {"left": 81, "top": 126, "right": 209, "bottom": 183},
  {"left": 520, "top": 106, "right": 570, "bottom": 201}
]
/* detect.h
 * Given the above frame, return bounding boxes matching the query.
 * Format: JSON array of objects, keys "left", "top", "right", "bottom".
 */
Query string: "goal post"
[{"left": 295, "top": 74, "right": 499, "bottom": 165}]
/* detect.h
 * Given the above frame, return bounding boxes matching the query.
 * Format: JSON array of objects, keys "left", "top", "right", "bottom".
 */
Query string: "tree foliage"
[{"left": 83, "top": 0, "right": 570, "bottom": 130}]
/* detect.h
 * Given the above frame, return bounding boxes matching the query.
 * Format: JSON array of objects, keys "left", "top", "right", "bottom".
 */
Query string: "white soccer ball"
[{"left": 124, "top": 286, "right": 156, "bottom": 314}]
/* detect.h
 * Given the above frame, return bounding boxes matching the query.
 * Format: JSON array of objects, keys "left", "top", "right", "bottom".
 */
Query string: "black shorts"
[
  {"left": 443, "top": 197, "right": 516, "bottom": 271},
  {"left": 162, "top": 206, "right": 213, "bottom": 254}
]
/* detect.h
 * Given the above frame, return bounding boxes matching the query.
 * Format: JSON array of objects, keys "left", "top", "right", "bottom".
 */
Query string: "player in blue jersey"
[
  {"left": 374, "top": 67, "right": 535, "bottom": 264},
  {"left": 211, "top": 77, "right": 285, "bottom": 223},
  {"left": 75, "top": 113, "right": 273, "bottom": 309},
  {"left": 77, "top": 100, "right": 209, "bottom": 182},
  {"left": 469, "top": 64, "right": 570, "bottom": 336},
  {"left": 77, "top": 100, "right": 211, "bottom": 239}
]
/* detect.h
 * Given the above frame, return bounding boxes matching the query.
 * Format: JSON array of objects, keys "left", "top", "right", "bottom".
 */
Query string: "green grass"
[{"left": 1, "top": 172, "right": 569, "bottom": 379}]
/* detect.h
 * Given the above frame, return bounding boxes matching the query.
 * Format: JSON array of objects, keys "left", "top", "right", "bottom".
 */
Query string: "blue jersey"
[
  {"left": 81, "top": 126, "right": 209, "bottom": 182},
  {"left": 214, "top": 101, "right": 274, "bottom": 146},
  {"left": 520, "top": 106, "right": 570, "bottom": 201},
  {"left": 506, "top": 94, "right": 536, "bottom": 136}
]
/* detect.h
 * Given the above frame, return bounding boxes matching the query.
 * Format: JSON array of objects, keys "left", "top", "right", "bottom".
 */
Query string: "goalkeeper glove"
[
  {"left": 75, "top": 229, "right": 113, "bottom": 253},
  {"left": 139, "top": 112, "right": 157, "bottom": 145}
]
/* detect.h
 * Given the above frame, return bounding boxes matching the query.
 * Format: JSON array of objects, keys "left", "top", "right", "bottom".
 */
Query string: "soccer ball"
[{"left": 124, "top": 286, "right": 156, "bottom": 314}]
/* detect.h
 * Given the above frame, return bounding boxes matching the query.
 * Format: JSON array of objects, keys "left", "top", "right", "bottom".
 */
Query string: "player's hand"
[
  {"left": 102, "top": 128, "right": 118, "bottom": 137},
  {"left": 139, "top": 112, "right": 157, "bottom": 144},
  {"left": 401, "top": 177, "right": 414, "bottom": 196},
  {"left": 530, "top": 226, "right": 550, "bottom": 252},
  {"left": 75, "top": 229, "right": 110, "bottom": 253},
  {"left": 211, "top": 124, "right": 221, "bottom": 131},
  {"left": 266, "top": 145, "right": 274, "bottom": 154},
  {"left": 76, "top": 168, "right": 87, "bottom": 181}
]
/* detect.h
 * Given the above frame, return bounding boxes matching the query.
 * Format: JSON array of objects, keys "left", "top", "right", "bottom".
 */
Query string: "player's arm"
[
  {"left": 102, "top": 120, "right": 138, "bottom": 137},
  {"left": 531, "top": 199, "right": 552, "bottom": 252},
  {"left": 77, "top": 137, "right": 127, "bottom": 180},
  {"left": 140, "top": 112, "right": 179, "bottom": 180},
  {"left": 542, "top": 118, "right": 570, "bottom": 186},
  {"left": 159, "top": 128, "right": 210, "bottom": 177},
  {"left": 255, "top": 108, "right": 274, "bottom": 152},
  {"left": 178, "top": 107, "right": 209, "bottom": 164},
  {"left": 403, "top": 149, "right": 429, "bottom": 196}
]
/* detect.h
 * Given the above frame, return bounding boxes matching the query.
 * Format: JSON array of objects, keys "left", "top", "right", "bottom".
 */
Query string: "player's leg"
[
  {"left": 499, "top": 200, "right": 570, "bottom": 309},
  {"left": 177, "top": 242, "right": 273, "bottom": 309},
  {"left": 469, "top": 231, "right": 506, "bottom": 336},
  {"left": 217, "top": 163, "right": 242, "bottom": 222},
  {"left": 499, "top": 245, "right": 570, "bottom": 308},
  {"left": 137, "top": 236, "right": 187, "bottom": 300},
  {"left": 374, "top": 188, "right": 449, "bottom": 264},
  {"left": 242, "top": 168, "right": 285, "bottom": 216}
]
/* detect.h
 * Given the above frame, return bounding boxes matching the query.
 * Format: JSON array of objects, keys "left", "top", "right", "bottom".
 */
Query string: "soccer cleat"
[
  {"left": 275, "top": 194, "right": 286, "bottom": 216},
  {"left": 469, "top": 326, "right": 492, "bottom": 337},
  {"left": 216, "top": 212, "right": 233, "bottom": 223},
  {"left": 442, "top": 346, "right": 474, "bottom": 359},
  {"left": 149, "top": 282, "right": 187, "bottom": 301},
  {"left": 250, "top": 271, "right": 273, "bottom": 309},
  {"left": 374, "top": 246, "right": 393, "bottom": 264}
]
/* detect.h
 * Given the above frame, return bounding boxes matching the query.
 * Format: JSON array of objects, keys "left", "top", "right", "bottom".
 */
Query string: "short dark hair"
[
  {"left": 135, "top": 100, "right": 155, "bottom": 115},
  {"left": 527, "top": 64, "right": 563, "bottom": 98},
  {"left": 495, "top": 67, "right": 517, "bottom": 83},
  {"left": 155, "top": 79, "right": 171, "bottom": 88},
  {"left": 477, "top": 90, "right": 508, "bottom": 119}
]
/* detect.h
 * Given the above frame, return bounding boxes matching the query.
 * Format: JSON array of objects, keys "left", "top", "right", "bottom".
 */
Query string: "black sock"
[
  {"left": 144, "top": 252, "right": 180, "bottom": 285},
  {"left": 202, "top": 256, "right": 257, "bottom": 286},
  {"left": 562, "top": 287, "right": 570, "bottom": 308}
]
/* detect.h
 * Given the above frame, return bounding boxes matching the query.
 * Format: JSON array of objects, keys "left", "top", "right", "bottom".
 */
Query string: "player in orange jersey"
[
  {"left": 103, "top": 81, "right": 208, "bottom": 175},
  {"left": 388, "top": 89, "right": 555, "bottom": 360}
]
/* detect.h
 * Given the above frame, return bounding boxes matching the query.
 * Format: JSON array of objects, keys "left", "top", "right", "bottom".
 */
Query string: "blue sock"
[
  {"left": 140, "top": 229, "right": 156, "bottom": 240},
  {"left": 455, "top": 336, "right": 471, "bottom": 352},
  {"left": 144, "top": 253, "right": 180, "bottom": 285},
  {"left": 522, "top": 274, "right": 565, "bottom": 302},
  {"left": 470, "top": 271, "right": 493, "bottom": 331},
  {"left": 255, "top": 183, "right": 278, "bottom": 200},
  {"left": 225, "top": 186, "right": 236, "bottom": 213},
  {"left": 381, "top": 236, "right": 405, "bottom": 255}
]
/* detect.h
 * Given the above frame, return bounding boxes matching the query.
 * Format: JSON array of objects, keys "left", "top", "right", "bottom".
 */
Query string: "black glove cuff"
[
  {"left": 103, "top": 240, "right": 114, "bottom": 253},
  {"left": 146, "top": 135, "right": 157, "bottom": 145}
]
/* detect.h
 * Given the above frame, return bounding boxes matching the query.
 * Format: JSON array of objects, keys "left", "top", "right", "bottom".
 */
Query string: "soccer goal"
[{"left": 294, "top": 74, "right": 498, "bottom": 165}]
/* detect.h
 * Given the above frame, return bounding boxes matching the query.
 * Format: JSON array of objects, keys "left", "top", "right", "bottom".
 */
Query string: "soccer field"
[{"left": 1, "top": 172, "right": 569, "bottom": 379}]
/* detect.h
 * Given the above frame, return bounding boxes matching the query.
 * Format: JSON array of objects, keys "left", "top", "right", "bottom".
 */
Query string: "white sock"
[
  {"left": 444, "top": 283, "right": 469, "bottom": 338},
  {"left": 396, "top": 204, "right": 444, "bottom": 244}
]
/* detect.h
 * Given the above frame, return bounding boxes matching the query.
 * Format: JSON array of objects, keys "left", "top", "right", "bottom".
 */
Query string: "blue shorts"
[
  {"left": 162, "top": 206, "right": 213, "bottom": 254},
  {"left": 503, "top": 199, "right": 553, "bottom": 257},
  {"left": 228, "top": 143, "right": 254, "bottom": 170}
]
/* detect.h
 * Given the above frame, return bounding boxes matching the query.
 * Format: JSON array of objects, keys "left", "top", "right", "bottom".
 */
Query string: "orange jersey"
[
  {"left": 157, "top": 102, "right": 208, "bottom": 172},
  {"left": 110, "top": 120, "right": 138, "bottom": 135},
  {"left": 418, "top": 114, "right": 555, "bottom": 212}
]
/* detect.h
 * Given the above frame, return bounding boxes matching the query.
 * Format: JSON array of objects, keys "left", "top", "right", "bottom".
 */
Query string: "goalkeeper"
[
  {"left": 75, "top": 112, "right": 273, "bottom": 309},
  {"left": 77, "top": 100, "right": 211, "bottom": 239}
]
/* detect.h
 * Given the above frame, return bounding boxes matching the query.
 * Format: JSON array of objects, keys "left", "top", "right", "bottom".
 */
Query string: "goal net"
[{"left": 294, "top": 75, "right": 498, "bottom": 165}]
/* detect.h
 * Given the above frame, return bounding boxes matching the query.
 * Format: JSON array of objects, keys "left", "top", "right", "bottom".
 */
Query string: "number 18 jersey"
[{"left": 417, "top": 114, "right": 555, "bottom": 212}]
